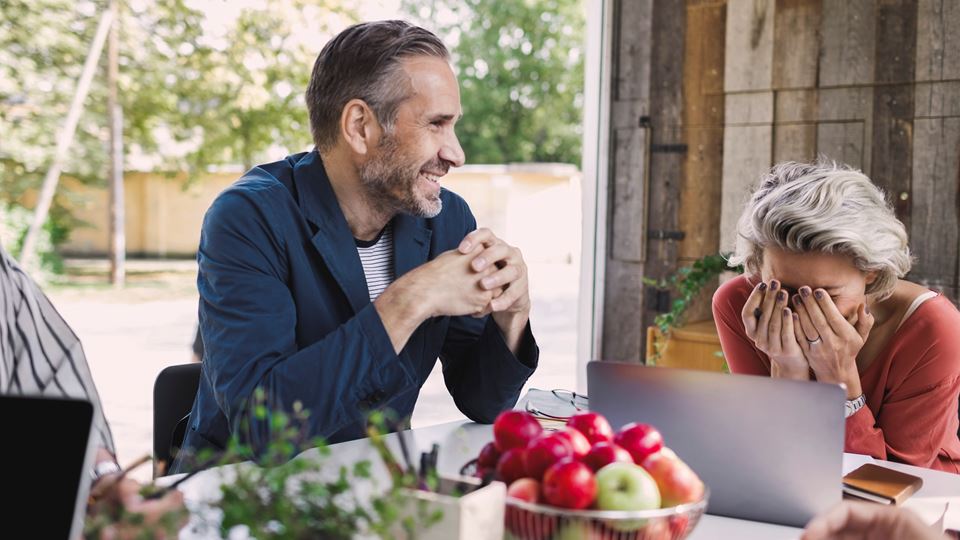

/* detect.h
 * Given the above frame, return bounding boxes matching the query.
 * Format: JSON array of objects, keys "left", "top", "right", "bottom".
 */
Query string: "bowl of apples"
[{"left": 464, "top": 410, "right": 708, "bottom": 540}]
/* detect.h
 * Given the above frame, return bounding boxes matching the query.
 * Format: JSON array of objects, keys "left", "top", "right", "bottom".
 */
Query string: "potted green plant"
[
  {"left": 644, "top": 253, "right": 742, "bottom": 370},
  {"left": 86, "top": 394, "right": 444, "bottom": 539}
]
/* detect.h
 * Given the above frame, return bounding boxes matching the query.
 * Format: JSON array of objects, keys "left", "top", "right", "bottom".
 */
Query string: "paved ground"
[{"left": 48, "top": 259, "right": 578, "bottom": 482}]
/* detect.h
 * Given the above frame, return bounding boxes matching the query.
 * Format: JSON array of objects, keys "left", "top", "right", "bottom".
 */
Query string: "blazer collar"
[{"left": 292, "top": 151, "right": 433, "bottom": 314}]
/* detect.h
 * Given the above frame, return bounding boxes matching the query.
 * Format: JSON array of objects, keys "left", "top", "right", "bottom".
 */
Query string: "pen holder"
[{"left": 396, "top": 475, "right": 506, "bottom": 540}]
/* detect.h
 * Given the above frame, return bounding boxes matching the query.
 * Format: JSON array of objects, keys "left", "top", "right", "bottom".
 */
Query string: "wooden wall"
[{"left": 602, "top": 0, "right": 960, "bottom": 361}]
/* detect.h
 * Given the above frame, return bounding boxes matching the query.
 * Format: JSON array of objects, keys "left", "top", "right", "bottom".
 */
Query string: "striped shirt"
[
  {"left": 356, "top": 224, "right": 395, "bottom": 302},
  {"left": 0, "top": 246, "right": 115, "bottom": 453}
]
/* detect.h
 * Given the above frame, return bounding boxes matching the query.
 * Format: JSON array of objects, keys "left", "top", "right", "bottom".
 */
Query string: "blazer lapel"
[
  {"left": 392, "top": 213, "right": 432, "bottom": 279},
  {"left": 292, "top": 152, "right": 370, "bottom": 314}
]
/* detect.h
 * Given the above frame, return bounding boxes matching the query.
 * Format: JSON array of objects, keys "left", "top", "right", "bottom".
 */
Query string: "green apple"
[{"left": 595, "top": 462, "right": 661, "bottom": 511}]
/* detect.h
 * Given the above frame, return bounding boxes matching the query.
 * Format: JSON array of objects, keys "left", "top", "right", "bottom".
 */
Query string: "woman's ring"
[{"left": 806, "top": 336, "right": 822, "bottom": 345}]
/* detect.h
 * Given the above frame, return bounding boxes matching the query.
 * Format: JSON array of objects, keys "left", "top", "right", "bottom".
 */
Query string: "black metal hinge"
[{"left": 647, "top": 230, "right": 685, "bottom": 241}]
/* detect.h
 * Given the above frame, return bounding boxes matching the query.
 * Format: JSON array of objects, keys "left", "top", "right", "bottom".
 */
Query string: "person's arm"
[
  {"left": 845, "top": 372, "right": 960, "bottom": 466},
  {"left": 802, "top": 501, "right": 946, "bottom": 540},
  {"left": 0, "top": 246, "right": 116, "bottom": 454},
  {"left": 439, "top": 314, "right": 538, "bottom": 423},
  {"left": 199, "top": 189, "right": 413, "bottom": 455},
  {"left": 712, "top": 277, "right": 773, "bottom": 376},
  {"left": 844, "top": 303, "right": 960, "bottom": 467}
]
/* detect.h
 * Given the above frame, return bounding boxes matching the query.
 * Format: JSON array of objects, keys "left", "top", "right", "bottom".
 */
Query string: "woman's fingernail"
[
  {"left": 770, "top": 280, "right": 779, "bottom": 291},
  {"left": 792, "top": 295, "right": 801, "bottom": 306},
  {"left": 778, "top": 290, "right": 787, "bottom": 302},
  {"left": 782, "top": 308, "right": 790, "bottom": 317},
  {"left": 800, "top": 287, "right": 810, "bottom": 298},
  {"left": 759, "top": 282, "right": 767, "bottom": 291},
  {"left": 814, "top": 289, "right": 824, "bottom": 300}
]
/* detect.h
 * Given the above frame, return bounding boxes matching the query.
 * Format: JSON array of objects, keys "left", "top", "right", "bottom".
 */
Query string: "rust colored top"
[{"left": 713, "top": 275, "right": 960, "bottom": 474}]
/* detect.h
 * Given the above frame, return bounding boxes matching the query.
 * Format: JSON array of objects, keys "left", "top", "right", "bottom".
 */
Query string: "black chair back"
[{"left": 153, "top": 363, "right": 202, "bottom": 477}]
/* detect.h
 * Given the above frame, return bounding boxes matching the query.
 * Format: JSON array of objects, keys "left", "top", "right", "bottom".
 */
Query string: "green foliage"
[
  {"left": 88, "top": 392, "right": 441, "bottom": 539},
  {"left": 0, "top": 203, "right": 70, "bottom": 279},
  {"left": 403, "top": 0, "right": 585, "bottom": 165},
  {"left": 644, "top": 253, "right": 743, "bottom": 366},
  {"left": 1, "top": 0, "right": 357, "bottom": 258}
]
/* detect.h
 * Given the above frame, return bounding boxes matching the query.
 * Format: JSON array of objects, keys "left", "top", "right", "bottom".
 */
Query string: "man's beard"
[{"left": 358, "top": 133, "right": 445, "bottom": 219}]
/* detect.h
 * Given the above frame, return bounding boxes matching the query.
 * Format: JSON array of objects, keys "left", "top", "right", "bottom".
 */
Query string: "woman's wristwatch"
[{"left": 845, "top": 394, "right": 866, "bottom": 418}]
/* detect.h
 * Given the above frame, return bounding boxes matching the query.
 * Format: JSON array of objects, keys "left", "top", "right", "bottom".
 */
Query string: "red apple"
[
  {"left": 496, "top": 448, "right": 529, "bottom": 485},
  {"left": 614, "top": 422, "right": 663, "bottom": 464},
  {"left": 542, "top": 459, "right": 597, "bottom": 509},
  {"left": 477, "top": 441, "right": 501, "bottom": 469},
  {"left": 506, "top": 478, "right": 541, "bottom": 503},
  {"left": 524, "top": 433, "right": 574, "bottom": 480},
  {"left": 494, "top": 411, "right": 543, "bottom": 452},
  {"left": 555, "top": 427, "right": 591, "bottom": 460},
  {"left": 640, "top": 450, "right": 704, "bottom": 507},
  {"left": 473, "top": 466, "right": 495, "bottom": 480},
  {"left": 566, "top": 411, "right": 615, "bottom": 444},
  {"left": 582, "top": 441, "right": 633, "bottom": 472}
]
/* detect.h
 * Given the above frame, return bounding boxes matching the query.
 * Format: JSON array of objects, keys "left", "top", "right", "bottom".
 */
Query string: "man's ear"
[{"left": 340, "top": 99, "right": 381, "bottom": 155}]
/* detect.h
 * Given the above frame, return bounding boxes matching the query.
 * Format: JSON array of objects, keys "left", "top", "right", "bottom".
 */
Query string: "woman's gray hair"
[{"left": 728, "top": 159, "right": 911, "bottom": 300}]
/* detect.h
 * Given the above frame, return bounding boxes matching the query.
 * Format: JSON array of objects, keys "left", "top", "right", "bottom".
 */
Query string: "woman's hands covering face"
[
  {"left": 742, "top": 279, "right": 874, "bottom": 395},
  {"left": 741, "top": 280, "right": 810, "bottom": 380},
  {"left": 791, "top": 286, "right": 873, "bottom": 398}
]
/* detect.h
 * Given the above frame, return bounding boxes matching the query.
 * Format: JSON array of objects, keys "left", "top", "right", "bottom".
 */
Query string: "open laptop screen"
[{"left": 1, "top": 395, "right": 96, "bottom": 538}]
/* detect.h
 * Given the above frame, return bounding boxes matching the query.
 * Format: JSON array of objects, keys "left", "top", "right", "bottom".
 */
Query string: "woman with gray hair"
[{"left": 713, "top": 159, "right": 960, "bottom": 473}]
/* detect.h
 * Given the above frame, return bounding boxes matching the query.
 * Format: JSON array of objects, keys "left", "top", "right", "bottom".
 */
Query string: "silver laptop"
[
  {"left": 587, "top": 361, "right": 845, "bottom": 527},
  {"left": 2, "top": 395, "right": 97, "bottom": 538}
]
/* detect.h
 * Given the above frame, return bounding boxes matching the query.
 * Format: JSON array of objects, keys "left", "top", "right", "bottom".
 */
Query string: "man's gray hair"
[
  {"left": 728, "top": 159, "right": 911, "bottom": 300},
  {"left": 306, "top": 20, "right": 449, "bottom": 152}
]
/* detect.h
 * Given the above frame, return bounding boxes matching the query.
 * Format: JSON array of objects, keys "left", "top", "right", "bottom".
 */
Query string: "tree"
[
  {"left": 403, "top": 0, "right": 585, "bottom": 166},
  {"left": 0, "top": 0, "right": 357, "bottom": 261}
]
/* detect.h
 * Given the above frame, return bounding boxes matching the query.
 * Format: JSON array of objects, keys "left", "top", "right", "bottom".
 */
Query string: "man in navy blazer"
[{"left": 173, "top": 21, "right": 538, "bottom": 472}]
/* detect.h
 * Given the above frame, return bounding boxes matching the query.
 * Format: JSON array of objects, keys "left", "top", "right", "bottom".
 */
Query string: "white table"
[{"left": 171, "top": 420, "right": 960, "bottom": 539}]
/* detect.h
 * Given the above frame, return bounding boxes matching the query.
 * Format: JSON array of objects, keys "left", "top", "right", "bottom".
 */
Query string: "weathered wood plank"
[
  {"left": 915, "top": 81, "right": 960, "bottom": 117},
  {"left": 720, "top": 125, "right": 772, "bottom": 251},
  {"left": 816, "top": 121, "right": 865, "bottom": 169},
  {"left": 818, "top": 87, "right": 874, "bottom": 121},
  {"left": 726, "top": 91, "right": 774, "bottom": 124},
  {"left": 776, "top": 89, "right": 817, "bottom": 122},
  {"left": 680, "top": 126, "right": 725, "bottom": 259},
  {"left": 909, "top": 117, "right": 960, "bottom": 304},
  {"left": 640, "top": 0, "right": 688, "bottom": 347},
  {"left": 602, "top": 259, "right": 645, "bottom": 362},
  {"left": 819, "top": 0, "right": 876, "bottom": 87},
  {"left": 616, "top": 0, "right": 654, "bottom": 101},
  {"left": 915, "top": 0, "right": 960, "bottom": 82},
  {"left": 611, "top": 99, "right": 650, "bottom": 130},
  {"left": 774, "top": 123, "right": 817, "bottom": 162},
  {"left": 679, "top": 2, "right": 726, "bottom": 263},
  {"left": 871, "top": 0, "right": 918, "bottom": 232},
  {"left": 724, "top": 0, "right": 775, "bottom": 92},
  {"left": 772, "top": 0, "right": 821, "bottom": 89},
  {"left": 611, "top": 127, "right": 649, "bottom": 262}
]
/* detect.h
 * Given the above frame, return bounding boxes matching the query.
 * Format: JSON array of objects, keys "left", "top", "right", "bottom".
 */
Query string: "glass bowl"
[{"left": 503, "top": 489, "right": 709, "bottom": 540}]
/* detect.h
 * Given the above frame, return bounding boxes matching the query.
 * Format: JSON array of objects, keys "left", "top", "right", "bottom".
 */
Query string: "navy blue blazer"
[{"left": 173, "top": 151, "right": 538, "bottom": 472}]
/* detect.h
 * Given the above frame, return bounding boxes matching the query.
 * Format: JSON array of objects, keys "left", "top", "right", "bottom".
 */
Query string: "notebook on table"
[
  {"left": 843, "top": 463, "right": 923, "bottom": 505},
  {"left": 0, "top": 395, "right": 97, "bottom": 539}
]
